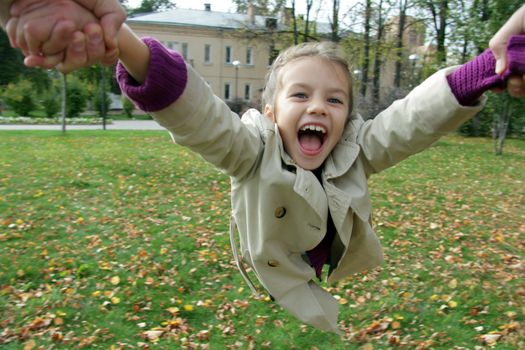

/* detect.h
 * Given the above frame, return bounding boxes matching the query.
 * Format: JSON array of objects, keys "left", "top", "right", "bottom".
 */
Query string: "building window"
[
  {"left": 224, "top": 83, "right": 231, "bottom": 100},
  {"left": 204, "top": 44, "right": 211, "bottom": 63},
  {"left": 225, "top": 46, "right": 232, "bottom": 64},
  {"left": 246, "top": 47, "right": 253, "bottom": 65},
  {"left": 167, "top": 41, "right": 179, "bottom": 51},
  {"left": 244, "top": 84, "right": 251, "bottom": 101},
  {"left": 181, "top": 43, "right": 189, "bottom": 60}
]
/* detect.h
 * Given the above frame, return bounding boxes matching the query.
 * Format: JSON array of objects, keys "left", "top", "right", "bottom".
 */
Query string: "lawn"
[{"left": 0, "top": 131, "right": 523, "bottom": 349}]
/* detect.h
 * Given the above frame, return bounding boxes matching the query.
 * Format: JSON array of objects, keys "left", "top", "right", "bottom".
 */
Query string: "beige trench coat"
[{"left": 152, "top": 64, "right": 484, "bottom": 333}]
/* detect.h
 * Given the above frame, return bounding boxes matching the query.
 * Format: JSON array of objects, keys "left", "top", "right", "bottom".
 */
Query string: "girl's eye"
[
  {"left": 292, "top": 93, "right": 307, "bottom": 99},
  {"left": 328, "top": 97, "right": 343, "bottom": 104}
]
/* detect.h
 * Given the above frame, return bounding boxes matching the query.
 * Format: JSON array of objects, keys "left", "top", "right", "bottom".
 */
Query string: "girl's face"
[{"left": 265, "top": 56, "right": 351, "bottom": 170}]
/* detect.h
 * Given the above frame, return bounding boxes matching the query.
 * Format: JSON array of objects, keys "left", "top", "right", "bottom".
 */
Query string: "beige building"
[{"left": 127, "top": 4, "right": 275, "bottom": 109}]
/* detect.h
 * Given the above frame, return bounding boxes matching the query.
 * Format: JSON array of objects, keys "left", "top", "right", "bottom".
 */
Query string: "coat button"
[
  {"left": 267, "top": 259, "right": 280, "bottom": 267},
  {"left": 274, "top": 207, "right": 286, "bottom": 218}
]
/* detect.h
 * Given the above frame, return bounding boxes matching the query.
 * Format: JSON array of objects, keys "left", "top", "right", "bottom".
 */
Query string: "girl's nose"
[{"left": 306, "top": 97, "right": 327, "bottom": 115}]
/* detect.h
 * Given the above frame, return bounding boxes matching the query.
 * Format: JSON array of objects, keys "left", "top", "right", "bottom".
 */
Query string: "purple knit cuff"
[
  {"left": 116, "top": 37, "right": 188, "bottom": 112},
  {"left": 507, "top": 35, "right": 525, "bottom": 75},
  {"left": 447, "top": 35, "right": 525, "bottom": 106}
]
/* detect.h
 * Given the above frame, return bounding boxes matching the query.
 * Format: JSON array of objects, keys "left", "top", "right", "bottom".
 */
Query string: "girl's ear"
[{"left": 264, "top": 104, "right": 276, "bottom": 123}]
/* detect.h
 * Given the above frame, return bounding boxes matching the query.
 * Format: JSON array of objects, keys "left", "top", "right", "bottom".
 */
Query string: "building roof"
[{"left": 127, "top": 8, "right": 269, "bottom": 30}]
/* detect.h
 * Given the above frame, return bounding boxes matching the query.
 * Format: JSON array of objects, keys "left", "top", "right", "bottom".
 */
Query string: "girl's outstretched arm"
[{"left": 117, "top": 24, "right": 151, "bottom": 84}]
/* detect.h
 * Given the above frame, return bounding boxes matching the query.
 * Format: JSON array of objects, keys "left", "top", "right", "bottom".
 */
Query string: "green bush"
[
  {"left": 93, "top": 89, "right": 111, "bottom": 118},
  {"left": 122, "top": 96, "right": 135, "bottom": 118},
  {"left": 66, "top": 76, "right": 88, "bottom": 118},
  {"left": 2, "top": 80, "right": 36, "bottom": 117},
  {"left": 41, "top": 88, "right": 61, "bottom": 118}
]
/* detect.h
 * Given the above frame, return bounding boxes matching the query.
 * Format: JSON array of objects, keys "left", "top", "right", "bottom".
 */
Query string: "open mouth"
[{"left": 298, "top": 124, "right": 327, "bottom": 154}]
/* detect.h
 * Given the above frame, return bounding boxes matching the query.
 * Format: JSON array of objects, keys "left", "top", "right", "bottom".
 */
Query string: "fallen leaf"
[{"left": 480, "top": 333, "right": 502, "bottom": 345}]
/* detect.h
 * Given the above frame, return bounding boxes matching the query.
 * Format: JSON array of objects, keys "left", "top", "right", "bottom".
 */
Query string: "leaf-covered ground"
[{"left": 0, "top": 131, "right": 523, "bottom": 349}]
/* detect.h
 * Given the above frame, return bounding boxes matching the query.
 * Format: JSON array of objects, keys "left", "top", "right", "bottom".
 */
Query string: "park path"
[{"left": 0, "top": 120, "right": 164, "bottom": 131}]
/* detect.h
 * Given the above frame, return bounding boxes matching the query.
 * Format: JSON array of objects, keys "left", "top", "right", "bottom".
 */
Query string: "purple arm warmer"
[
  {"left": 116, "top": 38, "right": 188, "bottom": 112},
  {"left": 447, "top": 35, "right": 525, "bottom": 106}
]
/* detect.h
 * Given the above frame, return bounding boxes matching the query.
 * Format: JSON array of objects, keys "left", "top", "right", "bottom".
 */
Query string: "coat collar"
[
  {"left": 324, "top": 114, "right": 363, "bottom": 179},
  {"left": 251, "top": 110, "right": 363, "bottom": 178}
]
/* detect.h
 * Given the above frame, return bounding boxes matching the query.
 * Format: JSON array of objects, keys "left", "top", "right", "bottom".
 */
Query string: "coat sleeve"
[
  {"left": 357, "top": 67, "right": 485, "bottom": 175},
  {"left": 150, "top": 63, "right": 263, "bottom": 180},
  {"left": 116, "top": 38, "right": 263, "bottom": 180},
  {"left": 0, "top": 0, "right": 14, "bottom": 29}
]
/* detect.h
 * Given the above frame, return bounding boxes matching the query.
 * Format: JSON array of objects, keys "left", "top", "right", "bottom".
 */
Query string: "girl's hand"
[{"left": 489, "top": 5, "right": 525, "bottom": 97}]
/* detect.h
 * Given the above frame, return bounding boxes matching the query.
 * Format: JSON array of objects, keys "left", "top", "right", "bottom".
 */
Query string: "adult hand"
[
  {"left": 22, "top": 22, "right": 112, "bottom": 74},
  {"left": 489, "top": 4, "right": 525, "bottom": 97},
  {"left": 10, "top": 0, "right": 126, "bottom": 55},
  {"left": 5, "top": 0, "right": 125, "bottom": 72}
]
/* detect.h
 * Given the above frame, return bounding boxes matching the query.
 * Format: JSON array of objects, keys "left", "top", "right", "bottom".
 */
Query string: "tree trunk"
[
  {"left": 361, "top": 0, "right": 372, "bottom": 97},
  {"left": 436, "top": 0, "right": 448, "bottom": 64},
  {"left": 493, "top": 95, "right": 510, "bottom": 155},
  {"left": 331, "top": 0, "right": 340, "bottom": 42},
  {"left": 292, "top": 0, "right": 298, "bottom": 45},
  {"left": 304, "top": 0, "right": 313, "bottom": 42},
  {"left": 372, "top": 0, "right": 385, "bottom": 103},
  {"left": 100, "top": 67, "right": 107, "bottom": 130},
  {"left": 427, "top": 0, "right": 449, "bottom": 64},
  {"left": 394, "top": 0, "right": 407, "bottom": 88},
  {"left": 61, "top": 73, "right": 67, "bottom": 133}
]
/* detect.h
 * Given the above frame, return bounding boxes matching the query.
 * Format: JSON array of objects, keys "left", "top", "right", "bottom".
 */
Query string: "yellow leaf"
[
  {"left": 23, "top": 340, "right": 36, "bottom": 350},
  {"left": 92, "top": 291, "right": 101, "bottom": 298},
  {"left": 184, "top": 304, "right": 194, "bottom": 312},
  {"left": 448, "top": 300, "right": 458, "bottom": 308},
  {"left": 338, "top": 298, "right": 349, "bottom": 305},
  {"left": 110, "top": 276, "right": 120, "bottom": 285},
  {"left": 480, "top": 333, "right": 502, "bottom": 345},
  {"left": 144, "top": 330, "right": 164, "bottom": 341},
  {"left": 111, "top": 297, "right": 120, "bottom": 304},
  {"left": 448, "top": 279, "right": 458, "bottom": 289},
  {"left": 166, "top": 307, "right": 180, "bottom": 315}
]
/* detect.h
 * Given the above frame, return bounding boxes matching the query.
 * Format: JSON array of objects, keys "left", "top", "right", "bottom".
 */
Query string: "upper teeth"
[{"left": 301, "top": 125, "right": 326, "bottom": 133}]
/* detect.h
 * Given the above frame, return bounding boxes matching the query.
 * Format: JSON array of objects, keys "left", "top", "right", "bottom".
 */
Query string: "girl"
[{"left": 4, "top": 1, "right": 525, "bottom": 333}]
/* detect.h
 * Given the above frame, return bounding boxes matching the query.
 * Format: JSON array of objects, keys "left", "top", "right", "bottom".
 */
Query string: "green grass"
[{"left": 0, "top": 131, "right": 523, "bottom": 349}]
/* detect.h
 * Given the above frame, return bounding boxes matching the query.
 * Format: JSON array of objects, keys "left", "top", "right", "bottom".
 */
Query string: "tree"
[
  {"left": 454, "top": 0, "right": 525, "bottom": 153},
  {"left": 303, "top": 0, "right": 314, "bottom": 42},
  {"left": 393, "top": 0, "right": 420, "bottom": 88},
  {"left": 420, "top": 0, "right": 449, "bottom": 65},
  {"left": 361, "top": 0, "right": 372, "bottom": 97},
  {"left": 371, "top": 0, "right": 389, "bottom": 103},
  {"left": 233, "top": 0, "right": 285, "bottom": 15},
  {"left": 330, "top": 0, "right": 341, "bottom": 42},
  {"left": 129, "top": 0, "right": 175, "bottom": 15},
  {"left": 0, "top": 30, "right": 50, "bottom": 90},
  {"left": 0, "top": 31, "right": 25, "bottom": 86}
]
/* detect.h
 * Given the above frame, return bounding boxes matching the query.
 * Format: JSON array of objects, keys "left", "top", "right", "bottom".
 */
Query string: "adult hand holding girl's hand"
[
  {"left": 5, "top": 0, "right": 126, "bottom": 73},
  {"left": 489, "top": 4, "right": 525, "bottom": 97}
]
